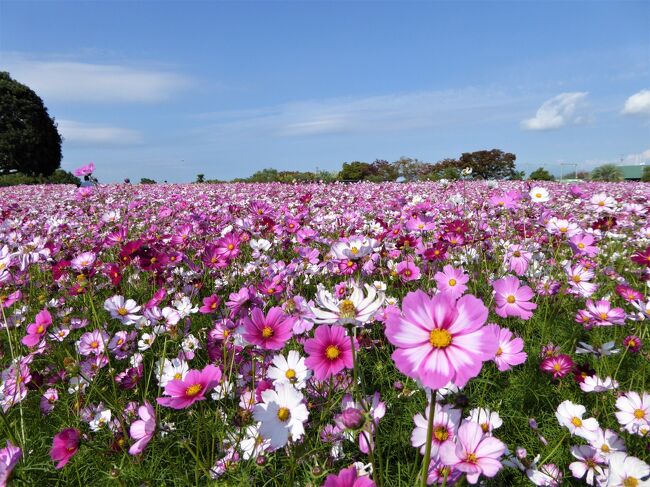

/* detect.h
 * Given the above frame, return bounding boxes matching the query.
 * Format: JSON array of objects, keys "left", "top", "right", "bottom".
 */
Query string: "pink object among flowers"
[
  {"left": 129, "top": 401, "right": 155, "bottom": 455},
  {"left": 439, "top": 420, "right": 506, "bottom": 484},
  {"left": 21, "top": 308, "right": 52, "bottom": 347},
  {"left": 50, "top": 428, "right": 80, "bottom": 469},
  {"left": 492, "top": 276, "right": 537, "bottom": 320},
  {"left": 157, "top": 364, "right": 222, "bottom": 409},
  {"left": 485, "top": 324, "right": 527, "bottom": 371},
  {"left": 322, "top": 466, "right": 376, "bottom": 487},
  {"left": 241, "top": 307, "right": 295, "bottom": 350},
  {"left": 434, "top": 265, "right": 469, "bottom": 299},
  {"left": 304, "top": 325, "right": 355, "bottom": 381},
  {"left": 385, "top": 290, "right": 497, "bottom": 389}
]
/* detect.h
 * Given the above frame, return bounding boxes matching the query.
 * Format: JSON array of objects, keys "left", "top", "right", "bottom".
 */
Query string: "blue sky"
[{"left": 1, "top": 1, "right": 649, "bottom": 182}]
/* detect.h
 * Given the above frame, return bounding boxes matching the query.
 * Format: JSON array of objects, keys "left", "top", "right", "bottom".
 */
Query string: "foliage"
[
  {"left": 590, "top": 164, "right": 624, "bottom": 182},
  {"left": 642, "top": 166, "right": 650, "bottom": 182},
  {"left": 196, "top": 174, "right": 205, "bottom": 183},
  {"left": 0, "top": 71, "right": 62, "bottom": 176},
  {"left": 528, "top": 167, "right": 556, "bottom": 181},
  {"left": 140, "top": 178, "right": 157, "bottom": 184},
  {"left": 0, "top": 169, "right": 80, "bottom": 187}
]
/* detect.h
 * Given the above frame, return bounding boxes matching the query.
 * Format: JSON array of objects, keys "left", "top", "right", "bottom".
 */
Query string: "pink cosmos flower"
[
  {"left": 385, "top": 291, "right": 497, "bottom": 389},
  {"left": 241, "top": 307, "right": 295, "bottom": 350},
  {"left": 73, "top": 162, "right": 95, "bottom": 177},
  {"left": 439, "top": 420, "right": 506, "bottom": 484},
  {"left": 322, "top": 466, "right": 376, "bottom": 487},
  {"left": 129, "top": 401, "right": 155, "bottom": 455},
  {"left": 505, "top": 245, "right": 532, "bottom": 276},
  {"left": 569, "top": 234, "right": 598, "bottom": 257},
  {"left": 199, "top": 294, "right": 221, "bottom": 314},
  {"left": 411, "top": 402, "right": 461, "bottom": 457},
  {"left": 304, "top": 325, "right": 355, "bottom": 381},
  {"left": 21, "top": 308, "right": 52, "bottom": 347},
  {"left": 395, "top": 260, "right": 421, "bottom": 282},
  {"left": 434, "top": 265, "right": 469, "bottom": 299},
  {"left": 585, "top": 299, "right": 626, "bottom": 326},
  {"left": 50, "top": 428, "right": 80, "bottom": 469},
  {"left": 492, "top": 276, "right": 537, "bottom": 320},
  {"left": 485, "top": 324, "right": 527, "bottom": 371},
  {"left": 157, "top": 364, "right": 222, "bottom": 409},
  {"left": 0, "top": 440, "right": 21, "bottom": 486},
  {"left": 540, "top": 354, "right": 574, "bottom": 379}
]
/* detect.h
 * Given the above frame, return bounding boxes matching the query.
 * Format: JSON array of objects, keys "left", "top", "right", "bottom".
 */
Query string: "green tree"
[
  {"left": 590, "top": 164, "right": 623, "bottom": 182},
  {"left": 528, "top": 167, "right": 555, "bottom": 181},
  {"left": 642, "top": 166, "right": 650, "bottom": 182},
  {"left": 338, "top": 161, "right": 373, "bottom": 181},
  {"left": 140, "top": 177, "right": 157, "bottom": 184},
  {"left": 196, "top": 174, "right": 205, "bottom": 183},
  {"left": 457, "top": 149, "right": 518, "bottom": 180},
  {"left": 366, "top": 159, "right": 399, "bottom": 182},
  {"left": 576, "top": 171, "right": 591, "bottom": 180},
  {"left": 0, "top": 72, "right": 62, "bottom": 176}
]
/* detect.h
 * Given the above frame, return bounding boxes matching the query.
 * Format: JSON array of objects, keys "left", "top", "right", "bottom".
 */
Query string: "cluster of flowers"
[{"left": 0, "top": 163, "right": 648, "bottom": 486}]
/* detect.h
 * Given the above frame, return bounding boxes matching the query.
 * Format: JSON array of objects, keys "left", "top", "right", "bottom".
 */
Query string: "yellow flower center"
[
  {"left": 429, "top": 329, "right": 452, "bottom": 348},
  {"left": 90, "top": 341, "right": 99, "bottom": 349},
  {"left": 338, "top": 300, "right": 356, "bottom": 319},
  {"left": 117, "top": 307, "right": 128, "bottom": 316},
  {"left": 571, "top": 417, "right": 582, "bottom": 427},
  {"left": 535, "top": 193, "right": 542, "bottom": 198},
  {"left": 506, "top": 295, "right": 516, "bottom": 304},
  {"left": 623, "top": 478, "right": 638, "bottom": 487},
  {"left": 481, "top": 423, "right": 490, "bottom": 433},
  {"left": 326, "top": 345, "right": 341, "bottom": 360},
  {"left": 634, "top": 408, "right": 645, "bottom": 419},
  {"left": 433, "top": 426, "right": 449, "bottom": 441},
  {"left": 261, "top": 326, "right": 274, "bottom": 338},
  {"left": 350, "top": 247, "right": 359, "bottom": 255},
  {"left": 277, "top": 407, "right": 291, "bottom": 422},
  {"left": 466, "top": 453, "right": 477, "bottom": 464},
  {"left": 174, "top": 372, "right": 182, "bottom": 380},
  {"left": 36, "top": 325, "right": 44, "bottom": 334},
  {"left": 599, "top": 312, "right": 608, "bottom": 320},
  {"left": 186, "top": 384, "right": 202, "bottom": 397},
  {"left": 600, "top": 444, "right": 610, "bottom": 453},
  {"left": 578, "top": 243, "right": 585, "bottom": 249},
  {"left": 448, "top": 278, "right": 456, "bottom": 286},
  {"left": 227, "top": 244, "right": 234, "bottom": 250},
  {"left": 285, "top": 369, "right": 296, "bottom": 380},
  {"left": 572, "top": 275, "right": 581, "bottom": 283},
  {"left": 559, "top": 227, "right": 568, "bottom": 233},
  {"left": 553, "top": 363, "right": 562, "bottom": 372},
  {"left": 598, "top": 201, "right": 605, "bottom": 207},
  {"left": 496, "top": 347, "right": 503, "bottom": 356}
]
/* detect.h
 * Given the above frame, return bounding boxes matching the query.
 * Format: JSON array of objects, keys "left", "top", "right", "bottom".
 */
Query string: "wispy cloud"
[
  {"left": 622, "top": 89, "right": 650, "bottom": 115},
  {"left": 58, "top": 120, "right": 143, "bottom": 146},
  {"left": 520, "top": 92, "right": 589, "bottom": 131},
  {"left": 625, "top": 148, "right": 650, "bottom": 164},
  {"left": 194, "top": 88, "right": 529, "bottom": 139},
  {"left": 2, "top": 53, "right": 190, "bottom": 103}
]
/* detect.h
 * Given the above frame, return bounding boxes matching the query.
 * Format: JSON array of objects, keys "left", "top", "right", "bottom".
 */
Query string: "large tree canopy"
[{"left": 0, "top": 71, "right": 62, "bottom": 176}]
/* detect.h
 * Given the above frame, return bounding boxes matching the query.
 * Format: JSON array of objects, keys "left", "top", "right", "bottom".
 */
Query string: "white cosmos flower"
[
  {"left": 466, "top": 407, "right": 503, "bottom": 434},
  {"left": 590, "top": 193, "right": 616, "bottom": 213},
  {"left": 580, "top": 375, "right": 619, "bottom": 393},
  {"left": 310, "top": 283, "right": 384, "bottom": 326},
  {"left": 104, "top": 295, "right": 142, "bottom": 325},
  {"left": 89, "top": 408, "right": 112, "bottom": 432},
  {"left": 606, "top": 452, "right": 650, "bottom": 487},
  {"left": 529, "top": 187, "right": 550, "bottom": 203},
  {"left": 556, "top": 400, "right": 599, "bottom": 441},
  {"left": 253, "top": 383, "right": 309, "bottom": 450},
  {"left": 237, "top": 422, "right": 271, "bottom": 460},
  {"left": 155, "top": 358, "right": 189, "bottom": 387},
  {"left": 615, "top": 391, "right": 650, "bottom": 436},
  {"left": 590, "top": 428, "right": 626, "bottom": 460},
  {"left": 267, "top": 350, "right": 311, "bottom": 390},
  {"left": 330, "top": 236, "right": 377, "bottom": 260}
]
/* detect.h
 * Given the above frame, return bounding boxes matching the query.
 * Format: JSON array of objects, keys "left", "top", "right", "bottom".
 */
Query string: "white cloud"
[
  {"left": 3, "top": 53, "right": 190, "bottom": 103},
  {"left": 520, "top": 92, "right": 589, "bottom": 131},
  {"left": 625, "top": 149, "right": 650, "bottom": 164},
  {"left": 58, "top": 120, "right": 143, "bottom": 146},
  {"left": 622, "top": 89, "right": 650, "bottom": 115},
  {"left": 195, "top": 88, "right": 527, "bottom": 139}
]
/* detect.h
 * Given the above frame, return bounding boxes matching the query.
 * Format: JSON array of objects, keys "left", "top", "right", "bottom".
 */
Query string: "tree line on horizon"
[{"left": 1, "top": 71, "right": 648, "bottom": 186}]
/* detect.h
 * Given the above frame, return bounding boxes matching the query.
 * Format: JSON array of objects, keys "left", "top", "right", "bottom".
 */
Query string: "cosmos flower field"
[{"left": 0, "top": 176, "right": 649, "bottom": 486}]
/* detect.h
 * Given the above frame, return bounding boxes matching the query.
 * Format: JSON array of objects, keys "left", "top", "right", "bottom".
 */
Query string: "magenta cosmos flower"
[
  {"left": 304, "top": 325, "right": 355, "bottom": 381},
  {"left": 485, "top": 324, "right": 527, "bottom": 371},
  {"left": 322, "top": 466, "right": 376, "bottom": 487},
  {"left": 129, "top": 401, "right": 155, "bottom": 455},
  {"left": 492, "top": 276, "right": 537, "bottom": 320},
  {"left": 50, "top": 428, "right": 80, "bottom": 469},
  {"left": 395, "top": 260, "right": 421, "bottom": 282},
  {"left": 434, "top": 265, "right": 469, "bottom": 299},
  {"left": 21, "top": 308, "right": 52, "bottom": 347},
  {"left": 242, "top": 307, "right": 295, "bottom": 350},
  {"left": 385, "top": 291, "right": 497, "bottom": 389},
  {"left": 157, "top": 364, "right": 221, "bottom": 409},
  {"left": 439, "top": 421, "right": 506, "bottom": 484}
]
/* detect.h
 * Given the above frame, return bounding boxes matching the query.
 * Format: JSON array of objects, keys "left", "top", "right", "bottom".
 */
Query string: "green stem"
[{"left": 421, "top": 397, "right": 436, "bottom": 487}]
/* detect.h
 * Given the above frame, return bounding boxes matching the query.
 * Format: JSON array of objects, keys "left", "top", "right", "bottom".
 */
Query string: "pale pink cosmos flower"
[
  {"left": 569, "top": 445, "right": 605, "bottom": 485},
  {"left": 505, "top": 245, "right": 532, "bottom": 276},
  {"left": 439, "top": 420, "right": 506, "bottom": 484},
  {"left": 0, "top": 440, "right": 21, "bottom": 487},
  {"left": 73, "top": 162, "right": 95, "bottom": 176},
  {"left": 565, "top": 263, "right": 598, "bottom": 297},
  {"left": 485, "top": 324, "right": 527, "bottom": 371},
  {"left": 104, "top": 295, "right": 142, "bottom": 325},
  {"left": 411, "top": 402, "right": 461, "bottom": 457},
  {"left": 241, "top": 307, "right": 295, "bottom": 350},
  {"left": 569, "top": 234, "right": 599, "bottom": 257},
  {"left": 434, "top": 265, "right": 469, "bottom": 299},
  {"left": 157, "top": 364, "right": 222, "bottom": 410},
  {"left": 492, "top": 276, "right": 537, "bottom": 320},
  {"left": 129, "top": 402, "right": 155, "bottom": 455},
  {"left": 585, "top": 299, "right": 626, "bottom": 326},
  {"left": 385, "top": 290, "right": 497, "bottom": 389},
  {"left": 555, "top": 400, "right": 599, "bottom": 441}
]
